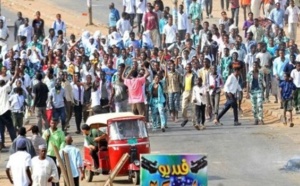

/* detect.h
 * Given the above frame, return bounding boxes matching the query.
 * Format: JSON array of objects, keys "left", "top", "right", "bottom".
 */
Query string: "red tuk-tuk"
[{"left": 83, "top": 112, "right": 150, "bottom": 185}]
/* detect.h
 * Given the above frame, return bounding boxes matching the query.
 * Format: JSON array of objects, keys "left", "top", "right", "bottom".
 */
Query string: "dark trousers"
[
  {"left": 231, "top": 8, "right": 240, "bottom": 26},
  {"left": 137, "top": 13, "right": 144, "bottom": 33},
  {"left": 217, "top": 94, "right": 238, "bottom": 122},
  {"left": 195, "top": 104, "right": 206, "bottom": 125},
  {"left": 73, "top": 177, "right": 79, "bottom": 186},
  {"left": 90, "top": 148, "right": 99, "bottom": 169},
  {"left": 220, "top": 0, "right": 229, "bottom": 10},
  {"left": 53, "top": 107, "right": 66, "bottom": 131},
  {"left": 206, "top": 0, "right": 213, "bottom": 16},
  {"left": 73, "top": 103, "right": 82, "bottom": 132},
  {"left": 49, "top": 156, "right": 61, "bottom": 186},
  {"left": 128, "top": 13, "right": 135, "bottom": 26},
  {"left": 0, "top": 110, "right": 16, "bottom": 145},
  {"left": 178, "top": 30, "right": 186, "bottom": 41}
]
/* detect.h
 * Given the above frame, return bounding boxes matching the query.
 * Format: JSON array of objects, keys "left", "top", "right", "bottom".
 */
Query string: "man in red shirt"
[
  {"left": 122, "top": 66, "right": 149, "bottom": 116},
  {"left": 144, "top": 5, "right": 159, "bottom": 47}
]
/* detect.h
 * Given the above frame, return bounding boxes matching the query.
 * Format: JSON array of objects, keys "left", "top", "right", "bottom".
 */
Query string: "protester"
[
  {"left": 279, "top": 73, "right": 296, "bottom": 127},
  {"left": 6, "top": 138, "right": 32, "bottom": 186},
  {"left": 59, "top": 135, "right": 84, "bottom": 186},
  {"left": 43, "top": 118, "right": 66, "bottom": 186},
  {"left": 31, "top": 144, "right": 59, "bottom": 186},
  {"left": 246, "top": 62, "right": 265, "bottom": 125}
]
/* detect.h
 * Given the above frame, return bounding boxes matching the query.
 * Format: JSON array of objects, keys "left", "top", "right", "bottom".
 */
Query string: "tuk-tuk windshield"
[{"left": 110, "top": 120, "right": 148, "bottom": 140}]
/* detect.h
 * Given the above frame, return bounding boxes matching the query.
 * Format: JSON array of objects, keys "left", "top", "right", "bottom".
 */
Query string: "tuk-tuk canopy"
[{"left": 86, "top": 112, "right": 143, "bottom": 127}]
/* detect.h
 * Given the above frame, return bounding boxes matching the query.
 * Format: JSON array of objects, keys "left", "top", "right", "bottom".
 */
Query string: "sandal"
[{"left": 290, "top": 123, "right": 294, "bottom": 127}]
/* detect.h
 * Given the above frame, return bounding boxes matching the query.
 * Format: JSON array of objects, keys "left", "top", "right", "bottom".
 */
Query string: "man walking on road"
[
  {"left": 246, "top": 61, "right": 265, "bottom": 125},
  {"left": 59, "top": 135, "right": 84, "bottom": 186},
  {"left": 214, "top": 66, "right": 242, "bottom": 126},
  {"left": 14, "top": 12, "right": 24, "bottom": 42},
  {"left": 31, "top": 144, "right": 59, "bottom": 186},
  {"left": 32, "top": 73, "right": 50, "bottom": 134},
  {"left": 6, "top": 138, "right": 33, "bottom": 186},
  {"left": 0, "top": 72, "right": 18, "bottom": 149}
]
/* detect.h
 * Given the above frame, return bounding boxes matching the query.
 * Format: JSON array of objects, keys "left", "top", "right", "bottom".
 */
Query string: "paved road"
[
  {"left": 0, "top": 3, "right": 300, "bottom": 186},
  {"left": 0, "top": 102, "right": 299, "bottom": 186}
]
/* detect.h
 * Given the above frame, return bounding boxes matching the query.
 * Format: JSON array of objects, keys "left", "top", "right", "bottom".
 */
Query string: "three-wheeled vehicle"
[{"left": 83, "top": 112, "right": 150, "bottom": 184}]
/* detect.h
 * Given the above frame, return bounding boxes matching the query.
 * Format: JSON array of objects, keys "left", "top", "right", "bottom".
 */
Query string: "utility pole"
[{"left": 87, "top": 0, "right": 93, "bottom": 25}]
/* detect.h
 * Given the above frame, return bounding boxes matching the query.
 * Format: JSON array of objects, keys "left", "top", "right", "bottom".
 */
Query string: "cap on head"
[
  {"left": 38, "top": 144, "right": 47, "bottom": 150},
  {"left": 16, "top": 138, "right": 27, "bottom": 149}
]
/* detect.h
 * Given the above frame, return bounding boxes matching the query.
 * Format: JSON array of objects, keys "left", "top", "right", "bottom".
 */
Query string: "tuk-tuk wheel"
[
  {"left": 130, "top": 171, "right": 140, "bottom": 185},
  {"left": 84, "top": 167, "right": 94, "bottom": 182}
]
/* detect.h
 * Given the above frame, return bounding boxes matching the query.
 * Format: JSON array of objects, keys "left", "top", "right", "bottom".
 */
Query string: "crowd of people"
[{"left": 2, "top": 0, "right": 300, "bottom": 185}]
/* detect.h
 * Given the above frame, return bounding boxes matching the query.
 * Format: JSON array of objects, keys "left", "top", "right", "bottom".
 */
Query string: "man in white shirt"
[
  {"left": 0, "top": 19, "right": 9, "bottom": 54},
  {"left": 0, "top": 75, "right": 17, "bottom": 149},
  {"left": 290, "top": 62, "right": 300, "bottom": 113},
  {"left": 285, "top": 0, "right": 300, "bottom": 41},
  {"left": 214, "top": 67, "right": 242, "bottom": 126},
  {"left": 52, "top": 14, "right": 66, "bottom": 36},
  {"left": 163, "top": 17, "right": 178, "bottom": 47},
  {"left": 136, "top": 0, "right": 147, "bottom": 33},
  {"left": 247, "top": 18, "right": 264, "bottom": 42},
  {"left": 31, "top": 144, "right": 59, "bottom": 186},
  {"left": 116, "top": 12, "right": 132, "bottom": 36},
  {"left": 177, "top": 4, "right": 189, "bottom": 41},
  {"left": 123, "top": 0, "right": 136, "bottom": 26},
  {"left": 9, "top": 87, "right": 26, "bottom": 130},
  {"left": 244, "top": 44, "right": 257, "bottom": 72},
  {"left": 43, "top": 28, "right": 57, "bottom": 50},
  {"left": 71, "top": 73, "right": 84, "bottom": 134},
  {"left": 18, "top": 18, "right": 34, "bottom": 44},
  {"left": 6, "top": 138, "right": 32, "bottom": 186}
]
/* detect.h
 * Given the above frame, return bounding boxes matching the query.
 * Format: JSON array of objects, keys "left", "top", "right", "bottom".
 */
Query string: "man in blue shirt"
[
  {"left": 59, "top": 135, "right": 84, "bottom": 186},
  {"left": 279, "top": 73, "right": 296, "bottom": 127},
  {"left": 283, "top": 54, "right": 296, "bottom": 75},
  {"left": 273, "top": 49, "right": 289, "bottom": 81},
  {"left": 124, "top": 32, "right": 140, "bottom": 49},
  {"left": 108, "top": 3, "right": 120, "bottom": 28},
  {"left": 269, "top": 2, "right": 285, "bottom": 29}
]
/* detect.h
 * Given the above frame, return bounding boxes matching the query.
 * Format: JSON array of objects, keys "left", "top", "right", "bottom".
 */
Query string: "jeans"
[
  {"left": 73, "top": 103, "right": 83, "bottom": 132},
  {"left": 231, "top": 7, "right": 239, "bottom": 26},
  {"left": 35, "top": 107, "right": 49, "bottom": 134},
  {"left": 210, "top": 92, "right": 221, "bottom": 116},
  {"left": 205, "top": 0, "right": 213, "bottom": 16},
  {"left": 53, "top": 107, "right": 66, "bottom": 131},
  {"left": 168, "top": 92, "right": 180, "bottom": 112},
  {"left": 195, "top": 104, "right": 206, "bottom": 125},
  {"left": 184, "top": 0, "right": 192, "bottom": 14},
  {"left": 12, "top": 112, "right": 24, "bottom": 129},
  {"left": 151, "top": 98, "right": 166, "bottom": 129},
  {"left": 220, "top": 0, "right": 229, "bottom": 10},
  {"left": 136, "top": 13, "right": 144, "bottom": 33},
  {"left": 217, "top": 94, "right": 238, "bottom": 122},
  {"left": 115, "top": 100, "right": 128, "bottom": 112},
  {"left": 0, "top": 110, "right": 16, "bottom": 144}
]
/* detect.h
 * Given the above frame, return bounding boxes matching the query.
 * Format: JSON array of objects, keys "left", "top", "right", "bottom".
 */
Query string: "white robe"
[
  {"left": 251, "top": 0, "right": 262, "bottom": 19},
  {"left": 31, "top": 156, "right": 59, "bottom": 186}
]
